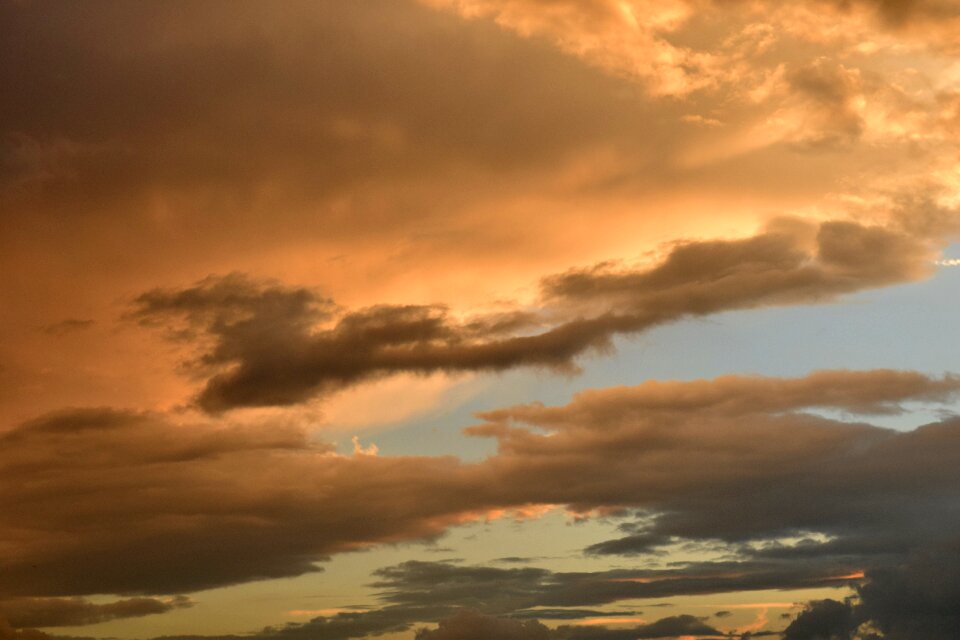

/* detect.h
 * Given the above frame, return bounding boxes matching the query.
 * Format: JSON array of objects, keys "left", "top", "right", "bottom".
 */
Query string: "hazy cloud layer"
[{"left": 133, "top": 217, "right": 948, "bottom": 411}]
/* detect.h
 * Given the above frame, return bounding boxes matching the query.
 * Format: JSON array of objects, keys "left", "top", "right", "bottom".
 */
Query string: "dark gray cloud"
[
  {"left": 133, "top": 217, "right": 947, "bottom": 412},
  {"left": 783, "top": 599, "right": 857, "bottom": 640},
  {"left": 782, "top": 545, "right": 960, "bottom": 640}
]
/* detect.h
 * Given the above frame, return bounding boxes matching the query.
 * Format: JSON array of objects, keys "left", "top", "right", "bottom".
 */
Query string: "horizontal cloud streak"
[
  {"left": 0, "top": 596, "right": 191, "bottom": 629},
  {"left": 133, "top": 218, "right": 947, "bottom": 412}
]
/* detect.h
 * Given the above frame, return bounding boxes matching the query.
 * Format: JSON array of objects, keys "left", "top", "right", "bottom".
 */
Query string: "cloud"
[
  {"left": 5, "top": 0, "right": 960, "bottom": 428},
  {"left": 779, "top": 59, "right": 865, "bottom": 149},
  {"left": 423, "top": 0, "right": 960, "bottom": 126},
  {"left": 0, "top": 0, "right": 688, "bottom": 288},
  {"left": 0, "top": 408, "right": 478, "bottom": 596},
  {"left": 369, "top": 558, "right": 864, "bottom": 611},
  {"left": 1, "top": 370, "right": 959, "bottom": 602},
  {"left": 415, "top": 610, "right": 550, "bottom": 640},
  {"left": 257, "top": 608, "right": 428, "bottom": 640},
  {"left": 781, "top": 544, "right": 960, "bottom": 639},
  {"left": 0, "top": 621, "right": 58, "bottom": 640},
  {"left": 555, "top": 615, "right": 722, "bottom": 639},
  {"left": 855, "top": 541, "right": 960, "bottom": 639},
  {"left": 782, "top": 599, "right": 857, "bottom": 640},
  {"left": 38, "top": 319, "right": 94, "bottom": 337},
  {"left": 133, "top": 217, "right": 947, "bottom": 412},
  {"left": 508, "top": 610, "right": 636, "bottom": 621},
  {"left": 0, "top": 596, "right": 191, "bottom": 629},
  {"left": 413, "top": 610, "right": 724, "bottom": 640}
]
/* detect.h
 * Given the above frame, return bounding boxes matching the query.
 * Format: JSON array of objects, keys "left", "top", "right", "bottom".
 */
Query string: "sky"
[{"left": 2, "top": 1, "right": 960, "bottom": 640}]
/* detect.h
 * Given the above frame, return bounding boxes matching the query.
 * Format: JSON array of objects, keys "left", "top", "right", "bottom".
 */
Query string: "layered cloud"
[{"left": 2, "top": 369, "right": 958, "bottom": 601}]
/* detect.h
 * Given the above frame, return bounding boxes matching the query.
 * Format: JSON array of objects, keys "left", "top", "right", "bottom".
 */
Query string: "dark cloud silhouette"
[
  {"left": 370, "top": 559, "right": 859, "bottom": 612},
  {"left": 415, "top": 611, "right": 550, "bottom": 640},
  {"left": 134, "top": 217, "right": 945, "bottom": 412},
  {"left": 121, "top": 546, "right": 956, "bottom": 640},
  {"left": 0, "top": 408, "right": 479, "bottom": 596},
  {"left": 0, "top": 596, "right": 191, "bottom": 629},
  {"left": 414, "top": 610, "right": 724, "bottom": 640},
  {"left": 855, "top": 542, "right": 960, "bottom": 640},
  {"left": 584, "top": 531, "right": 673, "bottom": 556},
  {"left": 257, "top": 608, "right": 431, "bottom": 640},
  {"left": 783, "top": 599, "right": 857, "bottom": 640},
  {"left": 781, "top": 546, "right": 960, "bottom": 640},
  {"left": 555, "top": 615, "right": 722, "bottom": 640},
  {"left": 508, "top": 610, "right": 634, "bottom": 621}
]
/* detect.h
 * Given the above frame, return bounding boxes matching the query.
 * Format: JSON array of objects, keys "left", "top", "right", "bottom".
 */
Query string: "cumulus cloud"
[{"left": 133, "top": 217, "right": 947, "bottom": 412}]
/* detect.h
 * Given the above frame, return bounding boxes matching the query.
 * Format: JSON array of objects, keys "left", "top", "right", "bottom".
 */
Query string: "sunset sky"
[{"left": 2, "top": 2, "right": 960, "bottom": 639}]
